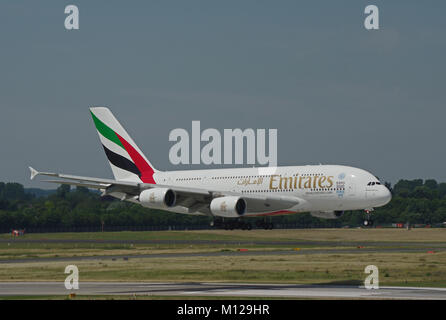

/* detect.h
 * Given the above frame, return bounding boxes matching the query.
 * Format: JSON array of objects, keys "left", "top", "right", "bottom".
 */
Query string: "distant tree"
[
  {"left": 75, "top": 186, "right": 89, "bottom": 194},
  {"left": 438, "top": 183, "right": 446, "bottom": 198},
  {"left": 393, "top": 179, "right": 424, "bottom": 197},
  {"left": 3, "top": 177, "right": 446, "bottom": 231},
  {"left": 0, "top": 200, "right": 8, "bottom": 210},
  {"left": 424, "top": 179, "right": 438, "bottom": 190},
  {"left": 56, "top": 184, "right": 71, "bottom": 198},
  {"left": 411, "top": 186, "right": 437, "bottom": 200},
  {"left": 0, "top": 183, "right": 28, "bottom": 201}
]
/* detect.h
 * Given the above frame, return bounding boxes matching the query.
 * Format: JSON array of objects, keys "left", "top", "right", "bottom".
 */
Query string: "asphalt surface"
[
  {"left": 1, "top": 282, "right": 445, "bottom": 299},
  {"left": 1, "top": 238, "right": 446, "bottom": 248}
]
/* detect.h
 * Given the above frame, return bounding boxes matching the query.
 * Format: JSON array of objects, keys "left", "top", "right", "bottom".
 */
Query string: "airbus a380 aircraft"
[{"left": 29, "top": 107, "right": 391, "bottom": 230}]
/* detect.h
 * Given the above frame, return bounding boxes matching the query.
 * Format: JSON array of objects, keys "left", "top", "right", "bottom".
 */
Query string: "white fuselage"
[{"left": 147, "top": 165, "right": 391, "bottom": 217}]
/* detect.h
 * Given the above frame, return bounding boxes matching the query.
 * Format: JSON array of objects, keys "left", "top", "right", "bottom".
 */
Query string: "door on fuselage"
[{"left": 345, "top": 173, "right": 357, "bottom": 198}]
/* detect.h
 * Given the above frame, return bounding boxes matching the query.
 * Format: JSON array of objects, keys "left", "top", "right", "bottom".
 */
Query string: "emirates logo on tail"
[{"left": 90, "top": 107, "right": 158, "bottom": 184}]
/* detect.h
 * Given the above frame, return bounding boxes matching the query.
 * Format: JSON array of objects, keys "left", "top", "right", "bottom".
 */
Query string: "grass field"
[
  {"left": 0, "top": 229, "right": 445, "bottom": 288},
  {"left": 2, "top": 228, "right": 445, "bottom": 242}
]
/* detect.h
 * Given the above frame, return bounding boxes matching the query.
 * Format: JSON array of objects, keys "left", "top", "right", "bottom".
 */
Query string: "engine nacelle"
[
  {"left": 139, "top": 188, "right": 176, "bottom": 209},
  {"left": 310, "top": 210, "right": 344, "bottom": 219},
  {"left": 210, "top": 196, "right": 247, "bottom": 218}
]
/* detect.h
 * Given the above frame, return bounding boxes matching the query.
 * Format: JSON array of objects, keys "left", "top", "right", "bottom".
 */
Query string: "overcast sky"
[{"left": 1, "top": 1, "right": 445, "bottom": 188}]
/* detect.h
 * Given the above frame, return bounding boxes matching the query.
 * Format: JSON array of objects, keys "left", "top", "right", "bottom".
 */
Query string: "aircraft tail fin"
[{"left": 89, "top": 107, "right": 158, "bottom": 183}]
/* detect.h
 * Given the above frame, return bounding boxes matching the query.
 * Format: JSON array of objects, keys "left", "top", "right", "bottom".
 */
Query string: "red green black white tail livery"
[{"left": 90, "top": 107, "right": 157, "bottom": 184}]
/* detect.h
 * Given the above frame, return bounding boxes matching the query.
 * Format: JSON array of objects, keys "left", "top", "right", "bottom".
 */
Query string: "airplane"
[{"left": 29, "top": 107, "right": 391, "bottom": 230}]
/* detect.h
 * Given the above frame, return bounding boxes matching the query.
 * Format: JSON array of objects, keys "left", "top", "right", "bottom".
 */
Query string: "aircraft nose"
[{"left": 378, "top": 186, "right": 392, "bottom": 205}]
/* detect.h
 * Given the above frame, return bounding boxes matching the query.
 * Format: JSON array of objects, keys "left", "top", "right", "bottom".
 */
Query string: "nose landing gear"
[{"left": 363, "top": 209, "right": 374, "bottom": 227}]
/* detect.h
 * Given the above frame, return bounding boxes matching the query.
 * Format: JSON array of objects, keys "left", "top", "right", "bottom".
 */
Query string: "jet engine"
[
  {"left": 139, "top": 188, "right": 176, "bottom": 209},
  {"left": 310, "top": 210, "right": 344, "bottom": 219},
  {"left": 210, "top": 196, "right": 247, "bottom": 218}
]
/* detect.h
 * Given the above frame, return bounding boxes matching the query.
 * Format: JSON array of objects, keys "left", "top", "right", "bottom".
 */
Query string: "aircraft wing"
[
  {"left": 29, "top": 166, "right": 214, "bottom": 204},
  {"left": 29, "top": 167, "right": 301, "bottom": 215}
]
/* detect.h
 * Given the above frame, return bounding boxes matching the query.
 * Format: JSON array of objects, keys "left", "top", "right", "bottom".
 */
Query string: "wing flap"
[{"left": 42, "top": 180, "right": 110, "bottom": 189}]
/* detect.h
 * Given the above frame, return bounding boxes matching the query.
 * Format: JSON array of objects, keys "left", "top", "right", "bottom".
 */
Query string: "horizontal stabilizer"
[{"left": 29, "top": 167, "right": 58, "bottom": 180}]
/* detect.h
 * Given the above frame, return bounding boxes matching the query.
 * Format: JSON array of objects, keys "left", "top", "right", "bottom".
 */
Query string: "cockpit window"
[{"left": 367, "top": 181, "right": 381, "bottom": 186}]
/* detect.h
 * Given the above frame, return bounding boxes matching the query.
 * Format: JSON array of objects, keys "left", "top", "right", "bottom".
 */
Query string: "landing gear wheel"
[
  {"left": 263, "top": 222, "right": 273, "bottom": 230},
  {"left": 363, "top": 209, "right": 374, "bottom": 228},
  {"left": 239, "top": 221, "right": 252, "bottom": 230}
]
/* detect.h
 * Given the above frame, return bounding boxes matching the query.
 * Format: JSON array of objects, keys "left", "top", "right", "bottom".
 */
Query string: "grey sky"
[{"left": 0, "top": 1, "right": 445, "bottom": 188}]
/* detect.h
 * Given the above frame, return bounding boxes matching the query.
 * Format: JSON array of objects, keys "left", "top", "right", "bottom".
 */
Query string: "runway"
[
  {"left": 1, "top": 234, "right": 445, "bottom": 299},
  {"left": 1, "top": 282, "right": 445, "bottom": 299},
  {"left": 1, "top": 238, "right": 445, "bottom": 248}
]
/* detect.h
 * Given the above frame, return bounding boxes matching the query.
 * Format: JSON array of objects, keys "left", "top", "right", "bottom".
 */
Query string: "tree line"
[{"left": 0, "top": 179, "right": 445, "bottom": 232}]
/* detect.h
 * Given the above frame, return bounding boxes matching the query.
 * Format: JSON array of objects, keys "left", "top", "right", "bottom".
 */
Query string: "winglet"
[{"left": 29, "top": 167, "right": 39, "bottom": 180}]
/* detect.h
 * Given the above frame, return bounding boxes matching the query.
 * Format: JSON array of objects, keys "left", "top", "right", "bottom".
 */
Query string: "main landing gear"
[
  {"left": 212, "top": 218, "right": 273, "bottom": 230},
  {"left": 229, "top": 221, "right": 252, "bottom": 230},
  {"left": 212, "top": 219, "right": 252, "bottom": 230},
  {"left": 363, "top": 209, "right": 374, "bottom": 227},
  {"left": 256, "top": 220, "right": 274, "bottom": 230}
]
